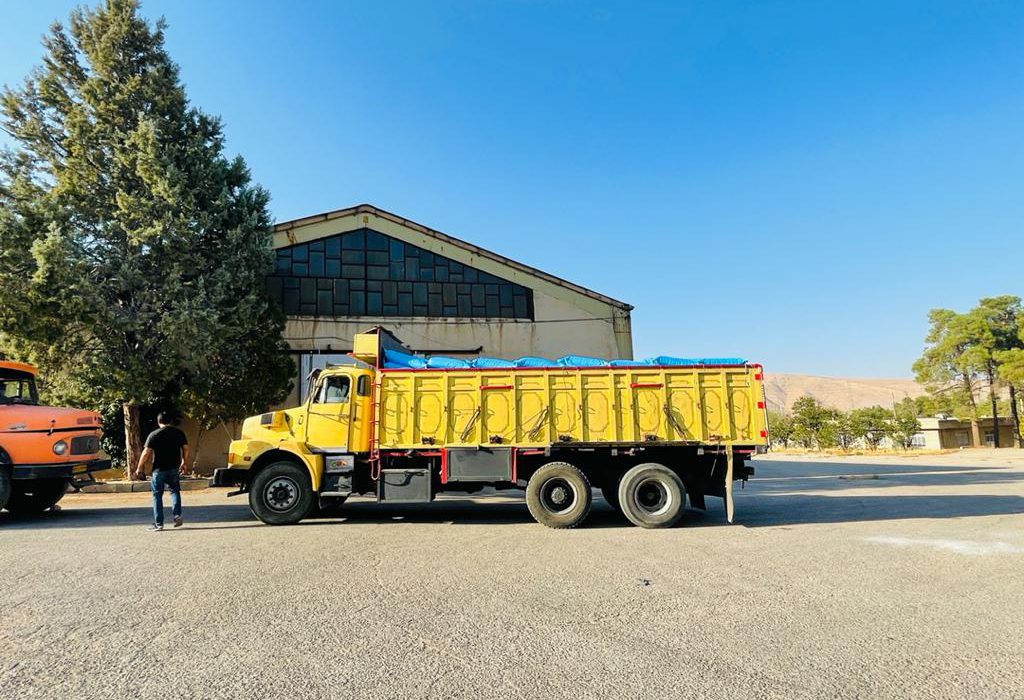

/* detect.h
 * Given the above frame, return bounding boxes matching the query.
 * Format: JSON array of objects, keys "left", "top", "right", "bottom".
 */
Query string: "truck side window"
[
  {"left": 317, "top": 376, "right": 350, "bottom": 404},
  {"left": 357, "top": 375, "right": 370, "bottom": 397}
]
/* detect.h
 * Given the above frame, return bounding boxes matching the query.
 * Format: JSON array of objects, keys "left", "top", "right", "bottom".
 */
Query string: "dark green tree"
[
  {"left": 849, "top": 406, "right": 892, "bottom": 450},
  {"left": 913, "top": 309, "right": 982, "bottom": 446},
  {"left": 767, "top": 410, "right": 794, "bottom": 448},
  {"left": 0, "top": 0, "right": 293, "bottom": 474},
  {"left": 790, "top": 396, "right": 837, "bottom": 450},
  {"left": 887, "top": 398, "right": 922, "bottom": 450}
]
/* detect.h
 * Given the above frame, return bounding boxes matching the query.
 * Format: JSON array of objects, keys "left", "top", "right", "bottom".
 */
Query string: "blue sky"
[{"left": 3, "top": 1, "right": 1022, "bottom": 377}]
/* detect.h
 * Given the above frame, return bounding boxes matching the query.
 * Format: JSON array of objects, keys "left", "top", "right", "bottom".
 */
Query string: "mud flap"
[{"left": 725, "top": 446, "right": 735, "bottom": 524}]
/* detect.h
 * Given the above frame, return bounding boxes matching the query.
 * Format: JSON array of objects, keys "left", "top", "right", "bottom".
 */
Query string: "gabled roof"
[{"left": 273, "top": 203, "right": 632, "bottom": 311}]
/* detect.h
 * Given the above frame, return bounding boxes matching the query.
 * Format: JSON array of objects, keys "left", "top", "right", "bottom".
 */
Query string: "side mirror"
[{"left": 305, "top": 368, "right": 322, "bottom": 403}]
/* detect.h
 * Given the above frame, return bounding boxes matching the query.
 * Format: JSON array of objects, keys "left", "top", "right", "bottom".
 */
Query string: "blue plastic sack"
[
  {"left": 426, "top": 355, "right": 470, "bottom": 369},
  {"left": 471, "top": 357, "right": 515, "bottom": 368},
  {"left": 609, "top": 359, "right": 651, "bottom": 366},
  {"left": 383, "top": 348, "right": 427, "bottom": 368},
  {"left": 557, "top": 355, "right": 608, "bottom": 368},
  {"left": 513, "top": 356, "right": 558, "bottom": 368}
]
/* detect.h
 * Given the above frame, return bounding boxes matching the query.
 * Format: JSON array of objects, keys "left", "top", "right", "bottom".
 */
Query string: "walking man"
[{"left": 134, "top": 411, "right": 189, "bottom": 531}]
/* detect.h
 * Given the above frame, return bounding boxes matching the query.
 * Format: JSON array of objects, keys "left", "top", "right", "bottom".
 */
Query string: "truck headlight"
[{"left": 53, "top": 440, "right": 68, "bottom": 455}]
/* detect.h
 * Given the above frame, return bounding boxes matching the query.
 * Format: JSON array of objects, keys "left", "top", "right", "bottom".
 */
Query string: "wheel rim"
[
  {"left": 540, "top": 477, "right": 578, "bottom": 514},
  {"left": 632, "top": 477, "right": 672, "bottom": 516},
  {"left": 265, "top": 476, "right": 300, "bottom": 512}
]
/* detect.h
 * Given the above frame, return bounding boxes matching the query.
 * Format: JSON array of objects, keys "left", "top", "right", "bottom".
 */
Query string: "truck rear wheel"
[
  {"left": 526, "top": 462, "right": 592, "bottom": 529},
  {"left": 618, "top": 463, "right": 686, "bottom": 529},
  {"left": 249, "top": 462, "right": 315, "bottom": 525},
  {"left": 5, "top": 478, "right": 68, "bottom": 515}
]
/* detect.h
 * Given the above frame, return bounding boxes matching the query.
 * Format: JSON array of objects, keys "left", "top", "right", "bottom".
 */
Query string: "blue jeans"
[{"left": 151, "top": 469, "right": 182, "bottom": 526}]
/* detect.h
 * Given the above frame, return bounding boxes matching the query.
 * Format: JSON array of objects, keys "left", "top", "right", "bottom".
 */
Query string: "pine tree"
[{"left": 0, "top": 0, "right": 293, "bottom": 473}]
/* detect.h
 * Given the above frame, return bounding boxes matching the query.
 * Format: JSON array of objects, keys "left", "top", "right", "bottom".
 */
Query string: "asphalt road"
[{"left": 2, "top": 454, "right": 1023, "bottom": 699}]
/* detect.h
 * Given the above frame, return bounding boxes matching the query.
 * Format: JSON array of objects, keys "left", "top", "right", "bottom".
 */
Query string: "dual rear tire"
[{"left": 525, "top": 461, "right": 687, "bottom": 529}]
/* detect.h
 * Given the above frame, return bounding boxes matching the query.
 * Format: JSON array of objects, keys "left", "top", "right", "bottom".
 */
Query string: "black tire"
[
  {"left": 599, "top": 479, "right": 621, "bottom": 513},
  {"left": 0, "top": 467, "right": 11, "bottom": 512},
  {"left": 249, "top": 461, "right": 315, "bottom": 525},
  {"left": 526, "top": 461, "right": 592, "bottom": 529},
  {"left": 5, "top": 478, "right": 68, "bottom": 515},
  {"left": 617, "top": 463, "right": 686, "bottom": 529}
]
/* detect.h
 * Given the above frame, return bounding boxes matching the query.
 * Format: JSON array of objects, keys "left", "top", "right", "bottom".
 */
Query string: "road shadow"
[{"left": 749, "top": 460, "right": 1024, "bottom": 492}]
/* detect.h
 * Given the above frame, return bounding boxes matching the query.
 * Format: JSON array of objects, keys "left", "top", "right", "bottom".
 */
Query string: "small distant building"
[{"left": 914, "top": 416, "right": 1017, "bottom": 450}]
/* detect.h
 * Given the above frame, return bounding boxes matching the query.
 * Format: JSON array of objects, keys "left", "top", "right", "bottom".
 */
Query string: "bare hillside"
[{"left": 764, "top": 373, "right": 924, "bottom": 413}]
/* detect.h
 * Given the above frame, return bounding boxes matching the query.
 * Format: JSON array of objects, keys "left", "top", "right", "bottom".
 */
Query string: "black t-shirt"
[{"left": 145, "top": 426, "right": 188, "bottom": 472}]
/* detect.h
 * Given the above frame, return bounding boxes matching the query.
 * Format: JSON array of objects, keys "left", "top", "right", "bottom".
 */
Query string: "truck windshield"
[{"left": 0, "top": 375, "right": 39, "bottom": 405}]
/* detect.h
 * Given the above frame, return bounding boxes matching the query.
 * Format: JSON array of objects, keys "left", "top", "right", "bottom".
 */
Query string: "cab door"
[{"left": 305, "top": 372, "right": 353, "bottom": 451}]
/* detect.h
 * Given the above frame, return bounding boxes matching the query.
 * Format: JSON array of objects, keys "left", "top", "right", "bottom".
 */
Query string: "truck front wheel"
[
  {"left": 618, "top": 463, "right": 686, "bottom": 529},
  {"left": 5, "top": 478, "right": 68, "bottom": 515},
  {"left": 526, "top": 462, "right": 592, "bottom": 529},
  {"left": 0, "top": 467, "right": 11, "bottom": 511},
  {"left": 249, "top": 462, "right": 315, "bottom": 525}
]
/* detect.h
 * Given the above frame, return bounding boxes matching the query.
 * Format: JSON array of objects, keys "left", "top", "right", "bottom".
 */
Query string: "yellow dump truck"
[{"left": 214, "top": 328, "right": 768, "bottom": 528}]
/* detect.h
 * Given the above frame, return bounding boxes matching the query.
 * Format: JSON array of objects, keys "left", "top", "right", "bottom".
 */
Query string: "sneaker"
[
  {"left": 173, "top": 516, "right": 183, "bottom": 528},
  {"left": 147, "top": 523, "right": 163, "bottom": 532}
]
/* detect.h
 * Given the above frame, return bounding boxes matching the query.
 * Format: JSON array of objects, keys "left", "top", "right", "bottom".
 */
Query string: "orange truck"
[{"left": 0, "top": 361, "right": 109, "bottom": 515}]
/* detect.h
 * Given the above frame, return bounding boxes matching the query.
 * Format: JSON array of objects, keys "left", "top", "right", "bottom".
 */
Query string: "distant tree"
[
  {"left": 767, "top": 410, "right": 794, "bottom": 448},
  {"left": 887, "top": 398, "right": 922, "bottom": 450},
  {"left": 960, "top": 297, "right": 1022, "bottom": 448},
  {"left": 0, "top": 0, "right": 293, "bottom": 474},
  {"left": 832, "top": 411, "right": 857, "bottom": 450},
  {"left": 997, "top": 346, "right": 1024, "bottom": 448},
  {"left": 849, "top": 406, "right": 891, "bottom": 450},
  {"left": 791, "top": 396, "right": 836, "bottom": 450},
  {"left": 914, "top": 309, "right": 982, "bottom": 445}
]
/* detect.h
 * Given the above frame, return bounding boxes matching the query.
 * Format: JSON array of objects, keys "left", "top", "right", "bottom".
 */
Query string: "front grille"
[{"left": 70, "top": 435, "right": 100, "bottom": 455}]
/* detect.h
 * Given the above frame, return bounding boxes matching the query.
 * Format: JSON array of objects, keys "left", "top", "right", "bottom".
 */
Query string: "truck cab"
[{"left": 0, "top": 361, "right": 110, "bottom": 515}]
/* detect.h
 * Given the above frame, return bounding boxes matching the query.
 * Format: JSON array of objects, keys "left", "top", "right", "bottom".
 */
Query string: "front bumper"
[
  {"left": 210, "top": 467, "right": 249, "bottom": 488},
  {"left": 12, "top": 458, "right": 112, "bottom": 480}
]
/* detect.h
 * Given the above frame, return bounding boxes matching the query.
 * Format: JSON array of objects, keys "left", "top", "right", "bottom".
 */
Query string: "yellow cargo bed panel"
[{"left": 377, "top": 366, "right": 767, "bottom": 449}]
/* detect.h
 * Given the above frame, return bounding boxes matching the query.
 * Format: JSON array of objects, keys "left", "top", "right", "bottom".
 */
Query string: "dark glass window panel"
[
  {"left": 479, "top": 272, "right": 498, "bottom": 284},
  {"left": 342, "top": 231, "right": 365, "bottom": 249},
  {"left": 435, "top": 267, "right": 449, "bottom": 282},
  {"left": 341, "top": 264, "right": 364, "bottom": 278},
  {"left": 428, "top": 295, "right": 442, "bottom": 316},
  {"left": 366, "top": 230, "right": 388, "bottom": 250},
  {"left": 457, "top": 296, "right": 471, "bottom": 316},
  {"left": 398, "top": 295, "right": 413, "bottom": 315},
  {"left": 350, "top": 279, "right": 365, "bottom": 291},
  {"left": 325, "top": 259, "right": 340, "bottom": 277},
  {"left": 310, "top": 240, "right": 324, "bottom": 252},
  {"left": 499, "top": 285, "right": 513, "bottom": 306},
  {"left": 367, "top": 292, "right": 383, "bottom": 314},
  {"left": 282, "top": 290, "right": 300, "bottom": 314},
  {"left": 350, "top": 291, "right": 366, "bottom": 315},
  {"left": 443, "top": 305, "right": 457, "bottom": 316},
  {"left": 390, "top": 262, "right": 404, "bottom": 279},
  {"left": 398, "top": 281, "right": 412, "bottom": 292},
  {"left": 485, "top": 283, "right": 498, "bottom": 296},
  {"left": 405, "top": 258, "right": 420, "bottom": 280},
  {"left": 513, "top": 296, "right": 528, "bottom": 318},
  {"left": 427, "top": 283, "right": 441, "bottom": 295},
  {"left": 383, "top": 282, "right": 398, "bottom": 305},
  {"left": 292, "top": 246, "right": 308, "bottom": 263},
  {"left": 342, "top": 250, "right": 365, "bottom": 264},
  {"left": 485, "top": 296, "right": 499, "bottom": 316},
  {"left": 266, "top": 277, "right": 283, "bottom": 299},
  {"left": 500, "top": 305, "right": 514, "bottom": 318},
  {"left": 284, "top": 277, "right": 300, "bottom": 290},
  {"left": 275, "top": 256, "right": 291, "bottom": 274},
  {"left": 414, "top": 304, "right": 428, "bottom": 315},
  {"left": 449, "top": 274, "right": 462, "bottom": 283},
  {"left": 300, "top": 279, "right": 316, "bottom": 304},
  {"left": 326, "top": 237, "right": 341, "bottom": 258},
  {"left": 449, "top": 261, "right": 463, "bottom": 274},
  {"left": 471, "top": 286, "right": 485, "bottom": 306},
  {"left": 301, "top": 303, "right": 316, "bottom": 315},
  {"left": 333, "top": 304, "right": 348, "bottom": 315},
  {"left": 420, "top": 267, "right": 434, "bottom": 282},
  {"left": 464, "top": 268, "right": 478, "bottom": 282},
  {"left": 333, "top": 279, "right": 349, "bottom": 303},
  {"left": 317, "top": 291, "right": 332, "bottom": 315},
  {"left": 472, "top": 305, "right": 486, "bottom": 316},
  {"left": 383, "top": 305, "right": 398, "bottom": 315},
  {"left": 367, "top": 280, "right": 382, "bottom": 292},
  {"left": 367, "top": 266, "right": 388, "bottom": 280},
  {"left": 389, "top": 240, "right": 404, "bottom": 261},
  {"left": 442, "top": 284, "right": 456, "bottom": 306},
  {"left": 420, "top": 250, "right": 434, "bottom": 266},
  {"left": 317, "top": 278, "right": 332, "bottom": 291},
  {"left": 413, "top": 283, "right": 427, "bottom": 305},
  {"left": 292, "top": 263, "right": 308, "bottom": 276},
  {"left": 367, "top": 250, "right": 388, "bottom": 266},
  {"left": 457, "top": 284, "right": 470, "bottom": 294}
]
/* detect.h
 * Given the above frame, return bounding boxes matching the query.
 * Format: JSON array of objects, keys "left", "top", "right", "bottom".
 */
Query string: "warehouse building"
[
  {"left": 191, "top": 204, "right": 633, "bottom": 467},
  {"left": 269, "top": 204, "right": 634, "bottom": 403}
]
